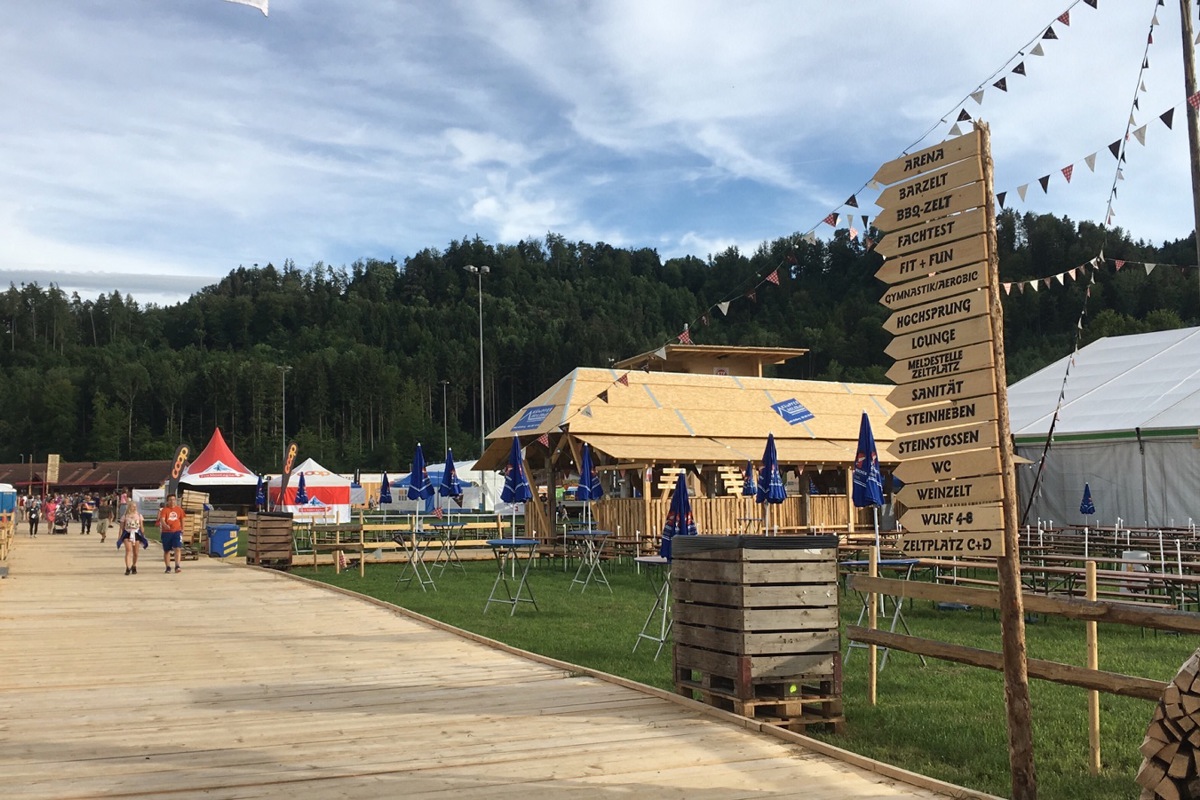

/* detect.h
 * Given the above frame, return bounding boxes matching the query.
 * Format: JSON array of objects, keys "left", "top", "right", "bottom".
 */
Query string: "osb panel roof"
[{"left": 481, "top": 367, "right": 897, "bottom": 468}]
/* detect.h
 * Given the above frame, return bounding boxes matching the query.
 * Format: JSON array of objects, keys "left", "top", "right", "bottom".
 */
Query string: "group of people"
[{"left": 22, "top": 491, "right": 188, "bottom": 575}]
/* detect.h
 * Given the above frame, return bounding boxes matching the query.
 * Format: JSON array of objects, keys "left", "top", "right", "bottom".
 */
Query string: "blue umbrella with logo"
[
  {"left": 741, "top": 460, "right": 757, "bottom": 496},
  {"left": 575, "top": 443, "right": 603, "bottom": 532},
  {"left": 852, "top": 411, "right": 885, "bottom": 547},
  {"left": 408, "top": 444, "right": 433, "bottom": 530},
  {"left": 660, "top": 472, "right": 699, "bottom": 560},
  {"left": 378, "top": 470, "right": 393, "bottom": 506},
  {"left": 756, "top": 433, "right": 787, "bottom": 534},
  {"left": 1080, "top": 482, "right": 1095, "bottom": 520},
  {"left": 439, "top": 448, "right": 463, "bottom": 515},
  {"left": 294, "top": 472, "right": 309, "bottom": 506},
  {"left": 255, "top": 474, "right": 265, "bottom": 511},
  {"left": 501, "top": 437, "right": 532, "bottom": 544}
]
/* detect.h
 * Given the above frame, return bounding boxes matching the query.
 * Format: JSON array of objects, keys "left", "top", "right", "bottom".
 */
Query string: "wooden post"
[
  {"left": 1179, "top": 0, "right": 1200, "bottom": 302},
  {"left": 980, "top": 121, "right": 1038, "bottom": 799},
  {"left": 846, "top": 469, "right": 856, "bottom": 533},
  {"left": 869, "top": 544, "right": 879, "bottom": 706},
  {"left": 1086, "top": 560, "right": 1101, "bottom": 775}
]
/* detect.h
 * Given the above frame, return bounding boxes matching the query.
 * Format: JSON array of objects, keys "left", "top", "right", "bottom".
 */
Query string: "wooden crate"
[
  {"left": 246, "top": 512, "right": 293, "bottom": 568},
  {"left": 672, "top": 535, "right": 843, "bottom": 732},
  {"left": 180, "top": 513, "right": 205, "bottom": 561},
  {"left": 181, "top": 489, "right": 209, "bottom": 512}
]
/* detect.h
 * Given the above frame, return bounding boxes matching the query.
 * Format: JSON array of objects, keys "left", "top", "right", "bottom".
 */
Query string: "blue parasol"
[
  {"left": 851, "top": 411, "right": 885, "bottom": 546},
  {"left": 756, "top": 433, "right": 787, "bottom": 534},
  {"left": 576, "top": 443, "right": 603, "bottom": 533},
  {"left": 501, "top": 438, "right": 532, "bottom": 543},
  {"left": 659, "top": 472, "right": 699, "bottom": 560},
  {"left": 741, "top": 460, "right": 757, "bottom": 496},
  {"left": 295, "top": 472, "right": 308, "bottom": 505},
  {"left": 407, "top": 446, "right": 433, "bottom": 501},
  {"left": 255, "top": 474, "right": 265, "bottom": 510},
  {"left": 1080, "top": 483, "right": 1095, "bottom": 517},
  {"left": 439, "top": 448, "right": 463, "bottom": 508},
  {"left": 378, "top": 470, "right": 393, "bottom": 505}
]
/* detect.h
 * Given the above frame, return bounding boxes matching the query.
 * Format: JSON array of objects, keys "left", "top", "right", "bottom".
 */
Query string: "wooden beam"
[{"left": 846, "top": 626, "right": 1165, "bottom": 701}]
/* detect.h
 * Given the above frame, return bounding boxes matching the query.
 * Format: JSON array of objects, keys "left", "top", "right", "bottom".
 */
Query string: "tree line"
[{"left": 1, "top": 211, "right": 1195, "bottom": 472}]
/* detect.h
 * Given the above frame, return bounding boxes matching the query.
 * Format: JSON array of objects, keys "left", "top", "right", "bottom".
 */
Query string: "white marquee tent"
[
  {"left": 1008, "top": 326, "right": 1200, "bottom": 528},
  {"left": 268, "top": 457, "right": 352, "bottom": 524}
]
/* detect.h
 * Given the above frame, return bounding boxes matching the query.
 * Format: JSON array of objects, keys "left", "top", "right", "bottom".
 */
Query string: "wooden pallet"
[{"left": 676, "top": 665, "right": 844, "bottom": 733}]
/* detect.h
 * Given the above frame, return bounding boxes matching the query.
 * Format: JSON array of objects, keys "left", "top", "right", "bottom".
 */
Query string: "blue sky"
[{"left": 1, "top": 1, "right": 1194, "bottom": 304}]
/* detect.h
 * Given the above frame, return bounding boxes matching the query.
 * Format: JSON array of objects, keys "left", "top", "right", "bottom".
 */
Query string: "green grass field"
[{"left": 292, "top": 555, "right": 1192, "bottom": 800}]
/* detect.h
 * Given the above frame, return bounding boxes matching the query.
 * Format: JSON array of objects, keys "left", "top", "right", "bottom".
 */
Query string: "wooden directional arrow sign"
[
  {"left": 880, "top": 260, "right": 988, "bottom": 312},
  {"left": 885, "top": 339, "right": 995, "bottom": 385},
  {"left": 872, "top": 129, "right": 982, "bottom": 186},
  {"left": 889, "top": 395, "right": 999, "bottom": 436},
  {"left": 899, "top": 531, "right": 1004, "bottom": 558},
  {"left": 875, "top": 208, "right": 986, "bottom": 261},
  {"left": 900, "top": 502, "right": 1005, "bottom": 534},
  {"left": 888, "top": 367, "right": 996, "bottom": 408},
  {"left": 896, "top": 475, "right": 1006, "bottom": 509},
  {"left": 875, "top": 181, "right": 988, "bottom": 236},
  {"left": 883, "top": 287, "right": 988, "bottom": 336},
  {"left": 889, "top": 420, "right": 999, "bottom": 461},
  {"left": 893, "top": 446, "right": 1001, "bottom": 485},
  {"left": 875, "top": 158, "right": 985, "bottom": 211},
  {"left": 885, "top": 314, "right": 993, "bottom": 361},
  {"left": 875, "top": 233, "right": 988, "bottom": 286}
]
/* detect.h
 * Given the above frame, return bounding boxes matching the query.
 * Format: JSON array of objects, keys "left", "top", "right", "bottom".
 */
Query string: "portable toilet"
[{"left": 0, "top": 483, "right": 16, "bottom": 514}]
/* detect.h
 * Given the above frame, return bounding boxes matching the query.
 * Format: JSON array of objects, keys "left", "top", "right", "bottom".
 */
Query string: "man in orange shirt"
[{"left": 157, "top": 494, "right": 186, "bottom": 574}]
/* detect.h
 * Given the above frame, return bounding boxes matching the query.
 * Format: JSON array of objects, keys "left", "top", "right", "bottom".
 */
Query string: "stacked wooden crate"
[
  {"left": 179, "top": 490, "right": 208, "bottom": 561},
  {"left": 672, "top": 534, "right": 842, "bottom": 733},
  {"left": 1138, "top": 650, "right": 1200, "bottom": 799},
  {"left": 246, "top": 512, "right": 294, "bottom": 568}
]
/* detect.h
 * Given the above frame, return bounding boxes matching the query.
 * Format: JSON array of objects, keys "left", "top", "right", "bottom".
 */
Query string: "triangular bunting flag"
[
  {"left": 1043, "top": 26, "right": 1058, "bottom": 40},
  {"left": 1161, "top": 108, "right": 1175, "bottom": 129},
  {"left": 949, "top": 123, "right": 963, "bottom": 136},
  {"left": 1084, "top": 0, "right": 1096, "bottom": 7},
  {"left": 1062, "top": 165, "right": 1073, "bottom": 183},
  {"left": 862, "top": 214, "right": 870, "bottom": 230},
  {"left": 1117, "top": 168, "right": 1125, "bottom": 180},
  {"left": 1141, "top": 80, "right": 1148, "bottom": 93},
  {"left": 655, "top": 346, "right": 667, "bottom": 359},
  {"left": 1189, "top": 92, "right": 1200, "bottom": 110},
  {"left": 993, "top": 77, "right": 1008, "bottom": 92},
  {"left": 802, "top": 232, "right": 816, "bottom": 244},
  {"left": 996, "top": 191, "right": 1006, "bottom": 208},
  {"left": 537, "top": 432, "right": 551, "bottom": 448},
  {"left": 1038, "top": 175, "right": 1050, "bottom": 193},
  {"left": 1031, "top": 43, "right": 1045, "bottom": 57},
  {"left": 1108, "top": 140, "right": 1121, "bottom": 159},
  {"left": 598, "top": 389, "right": 609, "bottom": 403},
  {"left": 1029, "top": 281, "right": 1040, "bottom": 292},
  {"left": 1085, "top": 153, "right": 1097, "bottom": 171},
  {"left": 1043, "top": 277, "right": 1053, "bottom": 288},
  {"left": 849, "top": 227, "right": 859, "bottom": 241},
  {"left": 844, "top": 213, "right": 854, "bottom": 227},
  {"left": 1148, "top": 31, "right": 1153, "bottom": 45},
  {"left": 1134, "top": 97, "right": 1140, "bottom": 110},
  {"left": 1145, "top": 263, "right": 1156, "bottom": 275},
  {"left": 957, "top": 109, "right": 972, "bottom": 122},
  {"left": 1058, "top": 11, "right": 1070, "bottom": 25},
  {"left": 1003, "top": 283, "right": 1012, "bottom": 295},
  {"left": 617, "top": 373, "right": 629, "bottom": 387},
  {"left": 1133, "top": 125, "right": 1147, "bottom": 145},
  {"left": 823, "top": 213, "right": 838, "bottom": 226},
  {"left": 867, "top": 179, "right": 882, "bottom": 190},
  {"left": 970, "top": 89, "right": 985, "bottom": 104},
  {"left": 1195, "top": 31, "right": 1200, "bottom": 45},
  {"left": 1068, "top": 268, "right": 1078, "bottom": 280},
  {"left": 1143, "top": 57, "right": 1149, "bottom": 69},
  {"left": 1018, "top": 184, "right": 1029, "bottom": 201},
  {"left": 1152, "top": 12, "right": 1159, "bottom": 25},
  {"left": 1012, "top": 62, "right": 1026, "bottom": 76},
  {"left": 1016, "top": 283, "right": 1025, "bottom": 294},
  {"left": 766, "top": 269, "right": 780, "bottom": 285},
  {"left": 582, "top": 406, "right": 593, "bottom": 418},
  {"left": 1115, "top": 260, "right": 1125, "bottom": 270},
  {"left": 1129, "top": 112, "right": 1137, "bottom": 127},
  {"left": 845, "top": 194, "right": 858, "bottom": 208},
  {"left": 678, "top": 328, "right": 692, "bottom": 345},
  {"left": 1055, "top": 273, "right": 1066, "bottom": 286}
]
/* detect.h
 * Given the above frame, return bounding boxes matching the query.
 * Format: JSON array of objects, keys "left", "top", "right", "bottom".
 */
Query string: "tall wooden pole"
[
  {"left": 980, "top": 121, "right": 1038, "bottom": 799},
  {"left": 1181, "top": 0, "right": 1200, "bottom": 303}
]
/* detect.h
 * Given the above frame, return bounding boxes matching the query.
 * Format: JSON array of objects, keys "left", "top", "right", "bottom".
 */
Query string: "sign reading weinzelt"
[
  {"left": 875, "top": 178, "right": 988, "bottom": 233},
  {"left": 872, "top": 129, "right": 982, "bottom": 186},
  {"left": 875, "top": 207, "right": 987, "bottom": 261},
  {"left": 885, "top": 314, "right": 993, "bottom": 361},
  {"left": 885, "top": 339, "right": 995, "bottom": 385},
  {"left": 771, "top": 398, "right": 815, "bottom": 425},
  {"left": 875, "top": 233, "right": 988, "bottom": 286},
  {"left": 512, "top": 405, "right": 555, "bottom": 432},
  {"left": 896, "top": 476, "right": 1006, "bottom": 509}
]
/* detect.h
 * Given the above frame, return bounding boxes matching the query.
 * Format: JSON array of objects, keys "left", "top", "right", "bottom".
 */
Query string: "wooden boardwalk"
[{"left": 0, "top": 532, "right": 990, "bottom": 799}]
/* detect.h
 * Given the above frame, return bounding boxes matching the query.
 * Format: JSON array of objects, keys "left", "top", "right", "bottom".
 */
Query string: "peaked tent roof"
[
  {"left": 1009, "top": 326, "right": 1200, "bottom": 441},
  {"left": 478, "top": 367, "right": 897, "bottom": 469},
  {"left": 180, "top": 428, "right": 259, "bottom": 486},
  {"left": 267, "top": 457, "right": 350, "bottom": 488}
]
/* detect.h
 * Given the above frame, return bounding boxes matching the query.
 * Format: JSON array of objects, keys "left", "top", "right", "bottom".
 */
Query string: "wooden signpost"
[{"left": 873, "top": 123, "right": 1036, "bottom": 798}]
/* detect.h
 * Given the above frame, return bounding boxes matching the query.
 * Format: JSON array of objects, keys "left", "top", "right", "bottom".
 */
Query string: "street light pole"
[
  {"left": 277, "top": 365, "right": 292, "bottom": 469},
  {"left": 465, "top": 266, "right": 489, "bottom": 460},
  {"left": 440, "top": 379, "right": 450, "bottom": 456}
]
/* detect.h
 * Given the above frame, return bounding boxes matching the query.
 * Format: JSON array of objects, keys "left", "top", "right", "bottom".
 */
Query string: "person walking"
[
  {"left": 156, "top": 494, "right": 186, "bottom": 574},
  {"left": 116, "top": 500, "right": 148, "bottom": 575},
  {"left": 27, "top": 497, "right": 40, "bottom": 536},
  {"left": 79, "top": 495, "right": 95, "bottom": 535}
]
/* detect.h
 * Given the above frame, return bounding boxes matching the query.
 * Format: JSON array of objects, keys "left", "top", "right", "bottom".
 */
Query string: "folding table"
[
  {"left": 566, "top": 529, "right": 612, "bottom": 593},
  {"left": 632, "top": 555, "right": 671, "bottom": 659},
  {"left": 429, "top": 521, "right": 467, "bottom": 575},
  {"left": 843, "top": 558, "right": 927, "bottom": 668},
  {"left": 484, "top": 538, "right": 539, "bottom": 615},
  {"left": 394, "top": 531, "right": 439, "bottom": 592}
]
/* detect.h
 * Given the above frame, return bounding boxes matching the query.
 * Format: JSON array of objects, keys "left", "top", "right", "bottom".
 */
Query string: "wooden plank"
[
  {"left": 872, "top": 129, "right": 982, "bottom": 186},
  {"left": 875, "top": 158, "right": 985, "bottom": 212},
  {"left": 889, "top": 396, "right": 999, "bottom": 436},
  {"left": 875, "top": 179, "right": 988, "bottom": 234},
  {"left": 880, "top": 260, "right": 989, "bottom": 312},
  {"left": 875, "top": 233, "right": 989, "bottom": 287},
  {"left": 883, "top": 287, "right": 988, "bottom": 336},
  {"left": 893, "top": 446, "right": 1001, "bottom": 484},
  {"left": 673, "top": 602, "right": 840, "bottom": 632},
  {"left": 875, "top": 208, "right": 987, "bottom": 261},
  {"left": 889, "top": 421, "right": 999, "bottom": 461},
  {"left": 895, "top": 475, "right": 1006, "bottom": 509},
  {"left": 900, "top": 502, "right": 1004, "bottom": 533},
  {"left": 887, "top": 366, "right": 996, "bottom": 408},
  {"left": 884, "top": 313, "right": 993, "bottom": 361},
  {"left": 885, "top": 339, "right": 994, "bottom": 385}
]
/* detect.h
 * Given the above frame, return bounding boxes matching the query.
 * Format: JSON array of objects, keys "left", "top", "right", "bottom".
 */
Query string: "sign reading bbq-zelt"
[{"left": 872, "top": 128, "right": 1007, "bottom": 558}]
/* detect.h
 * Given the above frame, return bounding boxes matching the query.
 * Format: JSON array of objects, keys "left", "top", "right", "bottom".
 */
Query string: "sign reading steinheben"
[{"left": 873, "top": 128, "right": 1006, "bottom": 558}]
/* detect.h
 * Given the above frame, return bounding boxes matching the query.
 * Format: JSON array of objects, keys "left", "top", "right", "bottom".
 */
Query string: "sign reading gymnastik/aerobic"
[
  {"left": 512, "top": 405, "right": 555, "bottom": 432},
  {"left": 771, "top": 398, "right": 815, "bottom": 425},
  {"left": 873, "top": 127, "right": 1007, "bottom": 558}
]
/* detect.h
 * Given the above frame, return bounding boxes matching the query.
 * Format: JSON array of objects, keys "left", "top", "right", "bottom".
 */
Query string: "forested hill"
[{"left": 2, "top": 210, "right": 1197, "bottom": 471}]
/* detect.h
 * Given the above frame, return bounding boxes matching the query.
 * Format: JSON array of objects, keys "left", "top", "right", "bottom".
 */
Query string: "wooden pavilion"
[{"left": 478, "top": 345, "right": 899, "bottom": 552}]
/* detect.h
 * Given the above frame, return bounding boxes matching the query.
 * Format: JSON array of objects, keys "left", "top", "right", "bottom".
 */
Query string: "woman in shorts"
[{"left": 116, "top": 501, "right": 148, "bottom": 575}]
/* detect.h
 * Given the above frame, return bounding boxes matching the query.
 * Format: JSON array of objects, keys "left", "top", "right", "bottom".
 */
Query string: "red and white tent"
[
  {"left": 178, "top": 428, "right": 259, "bottom": 507},
  {"left": 268, "top": 457, "right": 351, "bottom": 524}
]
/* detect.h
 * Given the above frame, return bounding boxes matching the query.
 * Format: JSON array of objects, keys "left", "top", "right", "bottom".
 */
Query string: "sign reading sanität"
[{"left": 873, "top": 127, "right": 1007, "bottom": 558}]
